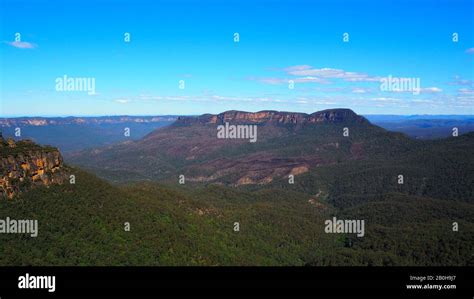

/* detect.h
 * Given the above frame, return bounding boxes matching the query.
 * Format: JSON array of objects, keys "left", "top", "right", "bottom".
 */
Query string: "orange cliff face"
[
  {"left": 175, "top": 109, "right": 368, "bottom": 126},
  {"left": 0, "top": 135, "right": 67, "bottom": 199}
]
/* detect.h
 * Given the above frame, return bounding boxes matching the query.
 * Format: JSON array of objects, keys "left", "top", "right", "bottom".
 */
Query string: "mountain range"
[
  {"left": 0, "top": 116, "right": 177, "bottom": 153},
  {"left": 1, "top": 108, "right": 473, "bottom": 266},
  {"left": 1, "top": 114, "right": 472, "bottom": 156},
  {"left": 67, "top": 109, "right": 473, "bottom": 196}
]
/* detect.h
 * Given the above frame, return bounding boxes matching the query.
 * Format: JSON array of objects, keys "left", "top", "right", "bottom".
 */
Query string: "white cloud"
[
  {"left": 449, "top": 76, "right": 474, "bottom": 87},
  {"left": 248, "top": 77, "right": 285, "bottom": 85},
  {"left": 293, "top": 76, "right": 330, "bottom": 84},
  {"left": 352, "top": 87, "right": 371, "bottom": 93},
  {"left": 387, "top": 87, "right": 442, "bottom": 94},
  {"left": 115, "top": 99, "right": 131, "bottom": 104},
  {"left": 411, "top": 99, "right": 434, "bottom": 103},
  {"left": 458, "top": 88, "right": 474, "bottom": 95},
  {"left": 283, "top": 65, "right": 312, "bottom": 72},
  {"left": 248, "top": 67, "right": 377, "bottom": 85},
  {"left": 247, "top": 76, "right": 330, "bottom": 85},
  {"left": 284, "top": 66, "right": 380, "bottom": 82},
  {"left": 371, "top": 97, "right": 400, "bottom": 103},
  {"left": 421, "top": 87, "right": 442, "bottom": 93},
  {"left": 5, "top": 41, "right": 37, "bottom": 49}
]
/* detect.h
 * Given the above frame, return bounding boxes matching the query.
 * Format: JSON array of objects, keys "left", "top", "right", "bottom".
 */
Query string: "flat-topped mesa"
[
  {"left": 0, "top": 137, "right": 67, "bottom": 199},
  {"left": 175, "top": 108, "right": 368, "bottom": 125},
  {"left": 308, "top": 109, "right": 368, "bottom": 124}
]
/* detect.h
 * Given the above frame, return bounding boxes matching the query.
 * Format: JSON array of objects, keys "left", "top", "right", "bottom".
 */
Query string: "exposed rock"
[
  {"left": 175, "top": 108, "right": 368, "bottom": 126},
  {"left": 289, "top": 165, "right": 309, "bottom": 176},
  {"left": 0, "top": 135, "right": 67, "bottom": 199},
  {"left": 7, "top": 138, "right": 16, "bottom": 148},
  {"left": 308, "top": 198, "right": 326, "bottom": 209}
]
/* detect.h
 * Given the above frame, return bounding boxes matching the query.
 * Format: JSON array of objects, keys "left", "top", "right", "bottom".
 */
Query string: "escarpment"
[
  {"left": 0, "top": 133, "right": 67, "bottom": 199},
  {"left": 174, "top": 109, "right": 368, "bottom": 126}
]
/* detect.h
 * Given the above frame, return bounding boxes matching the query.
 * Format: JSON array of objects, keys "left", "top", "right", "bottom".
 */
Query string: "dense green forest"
[{"left": 0, "top": 166, "right": 472, "bottom": 266}]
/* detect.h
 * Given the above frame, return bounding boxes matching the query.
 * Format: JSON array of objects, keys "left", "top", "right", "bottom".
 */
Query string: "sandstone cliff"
[
  {"left": 0, "top": 133, "right": 67, "bottom": 199},
  {"left": 175, "top": 109, "right": 368, "bottom": 126}
]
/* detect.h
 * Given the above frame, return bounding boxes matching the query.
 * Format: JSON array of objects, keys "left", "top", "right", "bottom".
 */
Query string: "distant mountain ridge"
[
  {"left": 0, "top": 116, "right": 178, "bottom": 153},
  {"left": 175, "top": 108, "right": 368, "bottom": 126},
  {"left": 365, "top": 115, "right": 474, "bottom": 139},
  {"left": 0, "top": 116, "right": 178, "bottom": 127}
]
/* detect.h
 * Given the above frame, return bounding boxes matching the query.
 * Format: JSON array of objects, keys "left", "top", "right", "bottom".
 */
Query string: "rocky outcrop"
[
  {"left": 175, "top": 108, "right": 368, "bottom": 126},
  {"left": 0, "top": 134, "right": 67, "bottom": 199},
  {"left": 308, "top": 109, "right": 368, "bottom": 124}
]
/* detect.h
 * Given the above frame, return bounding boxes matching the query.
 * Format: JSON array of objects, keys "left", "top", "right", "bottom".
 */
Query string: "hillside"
[
  {"left": 0, "top": 168, "right": 472, "bottom": 266},
  {"left": 0, "top": 168, "right": 339, "bottom": 266},
  {"left": 67, "top": 109, "right": 413, "bottom": 184},
  {"left": 67, "top": 110, "right": 474, "bottom": 204}
]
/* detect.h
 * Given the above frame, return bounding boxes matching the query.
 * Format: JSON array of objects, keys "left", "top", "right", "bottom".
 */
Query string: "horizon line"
[{"left": 1, "top": 113, "right": 474, "bottom": 118}]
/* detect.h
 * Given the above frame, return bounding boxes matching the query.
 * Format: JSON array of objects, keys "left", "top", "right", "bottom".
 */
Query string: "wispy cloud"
[
  {"left": 247, "top": 77, "right": 286, "bottom": 85},
  {"left": 450, "top": 76, "right": 474, "bottom": 87},
  {"left": 371, "top": 97, "right": 401, "bottom": 103},
  {"left": 421, "top": 87, "right": 442, "bottom": 93},
  {"left": 284, "top": 66, "right": 381, "bottom": 82},
  {"left": 293, "top": 76, "right": 330, "bottom": 84},
  {"left": 352, "top": 87, "right": 372, "bottom": 94},
  {"left": 247, "top": 66, "right": 380, "bottom": 85},
  {"left": 386, "top": 86, "right": 442, "bottom": 94},
  {"left": 111, "top": 93, "right": 349, "bottom": 107},
  {"left": 458, "top": 88, "right": 474, "bottom": 95},
  {"left": 246, "top": 76, "right": 330, "bottom": 85},
  {"left": 465, "top": 48, "right": 474, "bottom": 54},
  {"left": 283, "top": 65, "right": 312, "bottom": 72},
  {"left": 115, "top": 99, "right": 131, "bottom": 104},
  {"left": 411, "top": 99, "right": 435, "bottom": 103},
  {"left": 5, "top": 41, "right": 37, "bottom": 49}
]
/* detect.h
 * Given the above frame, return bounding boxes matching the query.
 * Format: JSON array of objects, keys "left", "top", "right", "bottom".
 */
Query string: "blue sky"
[{"left": 1, "top": 0, "right": 473, "bottom": 116}]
